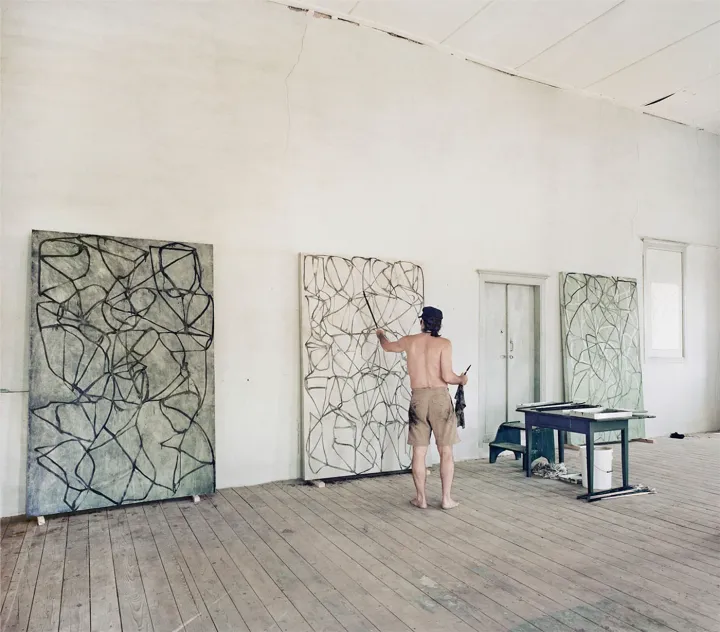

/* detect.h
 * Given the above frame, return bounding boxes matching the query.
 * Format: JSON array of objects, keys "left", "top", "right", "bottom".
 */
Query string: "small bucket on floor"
[{"left": 579, "top": 445, "right": 613, "bottom": 491}]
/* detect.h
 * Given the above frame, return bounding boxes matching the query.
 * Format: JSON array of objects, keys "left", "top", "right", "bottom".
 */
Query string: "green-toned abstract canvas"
[
  {"left": 560, "top": 272, "right": 645, "bottom": 444},
  {"left": 27, "top": 230, "right": 215, "bottom": 516}
]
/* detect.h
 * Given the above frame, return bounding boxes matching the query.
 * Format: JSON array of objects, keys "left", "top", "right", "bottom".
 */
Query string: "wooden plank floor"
[{"left": 1, "top": 435, "right": 718, "bottom": 632}]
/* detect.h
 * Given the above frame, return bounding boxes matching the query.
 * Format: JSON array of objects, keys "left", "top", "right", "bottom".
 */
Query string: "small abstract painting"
[
  {"left": 27, "top": 230, "right": 215, "bottom": 516},
  {"left": 560, "top": 272, "right": 645, "bottom": 443},
  {"left": 300, "top": 255, "right": 424, "bottom": 481}
]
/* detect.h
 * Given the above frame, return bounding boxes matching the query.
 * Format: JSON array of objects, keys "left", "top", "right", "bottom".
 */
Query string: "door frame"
[{"left": 477, "top": 270, "right": 550, "bottom": 445}]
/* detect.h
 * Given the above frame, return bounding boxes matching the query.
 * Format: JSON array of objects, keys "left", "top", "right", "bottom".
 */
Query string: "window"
[{"left": 643, "top": 239, "right": 685, "bottom": 359}]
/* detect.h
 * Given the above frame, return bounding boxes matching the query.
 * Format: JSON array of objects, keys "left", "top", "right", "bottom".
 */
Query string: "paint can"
[{"left": 579, "top": 445, "right": 613, "bottom": 491}]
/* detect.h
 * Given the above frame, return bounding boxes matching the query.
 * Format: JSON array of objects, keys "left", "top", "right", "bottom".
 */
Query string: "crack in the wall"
[
  {"left": 644, "top": 93, "right": 675, "bottom": 107},
  {"left": 386, "top": 31, "right": 423, "bottom": 46},
  {"left": 285, "top": 20, "right": 308, "bottom": 155}
]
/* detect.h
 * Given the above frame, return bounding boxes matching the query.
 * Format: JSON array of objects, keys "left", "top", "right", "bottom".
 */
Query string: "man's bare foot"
[
  {"left": 410, "top": 498, "right": 427, "bottom": 509},
  {"left": 441, "top": 499, "right": 459, "bottom": 510}
]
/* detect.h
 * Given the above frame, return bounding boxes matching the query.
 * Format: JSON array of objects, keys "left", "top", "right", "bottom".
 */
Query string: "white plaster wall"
[{"left": 1, "top": 0, "right": 718, "bottom": 517}]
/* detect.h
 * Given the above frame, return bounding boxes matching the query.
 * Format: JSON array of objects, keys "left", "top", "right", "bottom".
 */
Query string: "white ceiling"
[{"left": 288, "top": 0, "right": 720, "bottom": 134}]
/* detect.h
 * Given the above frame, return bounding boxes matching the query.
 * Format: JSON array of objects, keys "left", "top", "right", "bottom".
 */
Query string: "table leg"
[
  {"left": 558, "top": 431, "right": 565, "bottom": 464},
  {"left": 586, "top": 431, "right": 594, "bottom": 495},
  {"left": 525, "top": 423, "right": 533, "bottom": 477},
  {"left": 621, "top": 427, "right": 629, "bottom": 487}
]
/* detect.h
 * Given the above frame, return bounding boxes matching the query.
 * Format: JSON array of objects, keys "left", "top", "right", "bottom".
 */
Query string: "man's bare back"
[{"left": 397, "top": 333, "right": 465, "bottom": 389}]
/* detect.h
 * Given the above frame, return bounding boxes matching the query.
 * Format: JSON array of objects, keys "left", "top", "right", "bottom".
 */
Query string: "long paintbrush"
[{"left": 362, "top": 291, "right": 380, "bottom": 330}]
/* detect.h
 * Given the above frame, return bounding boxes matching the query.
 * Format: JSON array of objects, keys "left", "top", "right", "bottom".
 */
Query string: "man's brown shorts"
[{"left": 407, "top": 387, "right": 460, "bottom": 447}]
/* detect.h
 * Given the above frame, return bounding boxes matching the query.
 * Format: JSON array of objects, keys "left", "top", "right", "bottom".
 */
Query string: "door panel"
[
  {"left": 485, "top": 283, "right": 508, "bottom": 442},
  {"left": 507, "top": 285, "right": 537, "bottom": 420}
]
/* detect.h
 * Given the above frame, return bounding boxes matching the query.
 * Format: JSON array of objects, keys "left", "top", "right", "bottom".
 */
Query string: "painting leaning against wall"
[
  {"left": 559, "top": 271, "right": 645, "bottom": 444},
  {"left": 26, "top": 230, "right": 215, "bottom": 517},
  {"left": 300, "top": 254, "right": 424, "bottom": 481}
]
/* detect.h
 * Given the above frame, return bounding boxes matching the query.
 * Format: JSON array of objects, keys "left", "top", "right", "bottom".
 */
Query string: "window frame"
[{"left": 642, "top": 238, "right": 686, "bottom": 361}]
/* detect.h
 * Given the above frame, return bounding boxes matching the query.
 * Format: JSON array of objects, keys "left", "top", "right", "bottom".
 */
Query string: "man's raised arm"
[{"left": 376, "top": 329, "right": 406, "bottom": 353}]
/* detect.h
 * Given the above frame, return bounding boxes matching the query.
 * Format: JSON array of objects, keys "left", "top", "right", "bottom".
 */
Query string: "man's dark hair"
[{"left": 421, "top": 306, "right": 443, "bottom": 337}]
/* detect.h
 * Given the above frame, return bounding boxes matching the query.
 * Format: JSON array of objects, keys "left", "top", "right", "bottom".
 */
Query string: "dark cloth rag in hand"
[{"left": 454, "top": 385, "right": 466, "bottom": 429}]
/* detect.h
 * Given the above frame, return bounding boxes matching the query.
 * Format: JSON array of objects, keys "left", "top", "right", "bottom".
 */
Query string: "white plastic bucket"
[{"left": 578, "top": 445, "right": 613, "bottom": 491}]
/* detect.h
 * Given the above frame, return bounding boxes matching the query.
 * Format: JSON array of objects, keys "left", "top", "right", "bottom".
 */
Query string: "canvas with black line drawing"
[
  {"left": 560, "top": 272, "right": 645, "bottom": 445},
  {"left": 300, "top": 254, "right": 424, "bottom": 481},
  {"left": 26, "top": 230, "right": 215, "bottom": 517}
]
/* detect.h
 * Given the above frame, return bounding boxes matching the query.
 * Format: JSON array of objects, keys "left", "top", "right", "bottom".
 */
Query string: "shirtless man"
[{"left": 376, "top": 306, "right": 468, "bottom": 510}]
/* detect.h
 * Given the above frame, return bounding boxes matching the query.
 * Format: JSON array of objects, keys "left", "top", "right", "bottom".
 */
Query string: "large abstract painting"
[
  {"left": 301, "top": 255, "right": 424, "bottom": 481},
  {"left": 27, "top": 230, "right": 215, "bottom": 517},
  {"left": 560, "top": 272, "right": 645, "bottom": 444}
]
